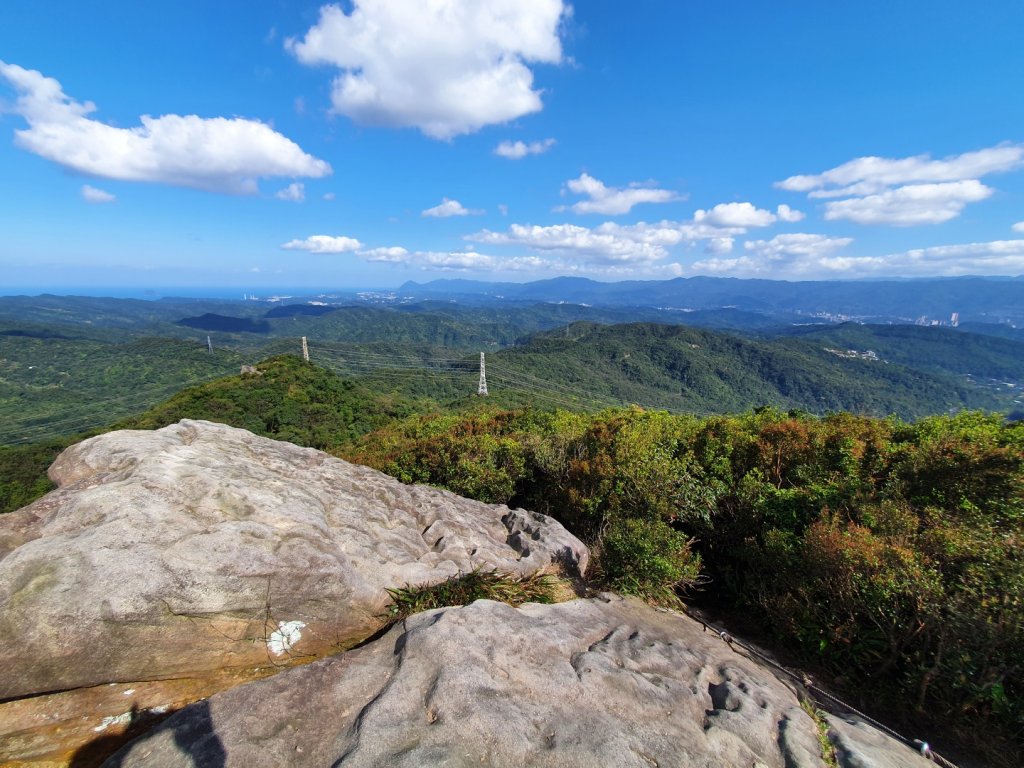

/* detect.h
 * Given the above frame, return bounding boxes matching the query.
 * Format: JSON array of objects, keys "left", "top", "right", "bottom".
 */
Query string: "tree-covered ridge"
[
  {"left": 344, "top": 407, "right": 1023, "bottom": 761},
  {"left": 489, "top": 322, "right": 1015, "bottom": 418},
  {"left": 0, "top": 355, "right": 418, "bottom": 514},
  {"left": 782, "top": 322, "right": 1024, "bottom": 381},
  {"left": 117, "top": 354, "right": 415, "bottom": 448},
  {"left": 0, "top": 335, "right": 252, "bottom": 444}
]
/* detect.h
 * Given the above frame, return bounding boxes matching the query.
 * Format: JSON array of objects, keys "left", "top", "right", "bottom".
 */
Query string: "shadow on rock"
[{"left": 71, "top": 700, "right": 226, "bottom": 768}]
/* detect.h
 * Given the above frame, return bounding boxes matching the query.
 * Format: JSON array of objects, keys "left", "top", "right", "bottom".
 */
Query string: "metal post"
[{"left": 477, "top": 352, "right": 488, "bottom": 396}]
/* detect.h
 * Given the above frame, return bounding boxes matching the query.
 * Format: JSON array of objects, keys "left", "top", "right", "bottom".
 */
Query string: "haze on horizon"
[{"left": 2, "top": 0, "right": 1024, "bottom": 294}]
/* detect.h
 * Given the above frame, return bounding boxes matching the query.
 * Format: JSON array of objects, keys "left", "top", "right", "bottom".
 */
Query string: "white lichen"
[
  {"left": 267, "top": 620, "right": 306, "bottom": 656},
  {"left": 93, "top": 711, "right": 132, "bottom": 732}
]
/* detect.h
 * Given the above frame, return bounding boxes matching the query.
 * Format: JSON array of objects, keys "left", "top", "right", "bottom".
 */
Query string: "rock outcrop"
[
  {"left": 0, "top": 420, "right": 586, "bottom": 763},
  {"left": 107, "top": 595, "right": 934, "bottom": 768}
]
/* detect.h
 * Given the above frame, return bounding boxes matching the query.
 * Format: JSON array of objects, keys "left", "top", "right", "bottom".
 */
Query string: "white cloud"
[
  {"left": 808, "top": 240, "right": 1024, "bottom": 277},
  {"left": 0, "top": 60, "right": 331, "bottom": 194},
  {"left": 562, "top": 173, "right": 679, "bottom": 215},
  {"left": 281, "top": 235, "right": 363, "bottom": 253},
  {"left": 81, "top": 184, "right": 115, "bottom": 204},
  {"left": 275, "top": 182, "right": 305, "bottom": 202},
  {"left": 693, "top": 235, "right": 1024, "bottom": 278},
  {"left": 777, "top": 144, "right": 1022, "bottom": 227},
  {"left": 422, "top": 197, "right": 483, "bottom": 217},
  {"left": 693, "top": 202, "right": 776, "bottom": 228},
  {"left": 877, "top": 239, "right": 1024, "bottom": 275},
  {"left": 495, "top": 138, "right": 556, "bottom": 159},
  {"left": 746, "top": 233, "right": 854, "bottom": 259},
  {"left": 689, "top": 256, "right": 761, "bottom": 275},
  {"left": 467, "top": 218, "right": 751, "bottom": 267},
  {"left": 469, "top": 221, "right": 683, "bottom": 264},
  {"left": 777, "top": 144, "right": 1024, "bottom": 197},
  {"left": 704, "top": 237, "right": 734, "bottom": 255},
  {"left": 286, "top": 0, "right": 568, "bottom": 140},
  {"left": 358, "top": 246, "right": 549, "bottom": 272},
  {"left": 776, "top": 204, "right": 805, "bottom": 222},
  {"left": 498, "top": 203, "right": 509, "bottom": 216},
  {"left": 823, "top": 180, "right": 992, "bottom": 226},
  {"left": 356, "top": 243, "right": 687, "bottom": 278},
  {"left": 692, "top": 234, "right": 854, "bottom": 277},
  {"left": 323, "top": 192, "right": 336, "bottom": 201},
  {"left": 1012, "top": 221, "right": 1024, "bottom": 233}
]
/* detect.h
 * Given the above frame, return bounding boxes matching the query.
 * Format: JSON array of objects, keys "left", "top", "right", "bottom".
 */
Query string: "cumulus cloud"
[
  {"left": 693, "top": 202, "right": 776, "bottom": 228},
  {"left": 692, "top": 234, "right": 854, "bottom": 277},
  {"left": 81, "top": 184, "right": 115, "bottom": 204},
  {"left": 777, "top": 144, "right": 1024, "bottom": 197},
  {"left": 822, "top": 180, "right": 992, "bottom": 226},
  {"left": 281, "top": 235, "right": 363, "bottom": 253},
  {"left": 357, "top": 242, "right": 686, "bottom": 278},
  {"left": 358, "top": 246, "right": 551, "bottom": 272},
  {"left": 0, "top": 60, "right": 331, "bottom": 194},
  {"left": 776, "top": 204, "right": 805, "bottom": 222},
  {"left": 693, "top": 235, "right": 1024, "bottom": 278},
  {"left": 422, "top": 198, "right": 483, "bottom": 217},
  {"left": 806, "top": 240, "right": 1024, "bottom": 277},
  {"left": 704, "top": 237, "right": 734, "bottom": 255},
  {"left": 467, "top": 218, "right": 745, "bottom": 266},
  {"left": 1012, "top": 221, "right": 1024, "bottom": 233},
  {"left": 286, "top": 0, "right": 568, "bottom": 140},
  {"left": 777, "top": 144, "right": 1021, "bottom": 227},
  {"left": 562, "top": 173, "right": 679, "bottom": 215},
  {"left": 323, "top": 192, "right": 336, "bottom": 201},
  {"left": 495, "top": 138, "right": 556, "bottom": 159},
  {"left": 276, "top": 182, "right": 306, "bottom": 202},
  {"left": 873, "top": 239, "right": 1024, "bottom": 275},
  {"left": 470, "top": 221, "right": 682, "bottom": 264}
]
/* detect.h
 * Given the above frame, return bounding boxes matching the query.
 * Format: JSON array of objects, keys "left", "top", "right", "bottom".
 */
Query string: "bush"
[{"left": 598, "top": 517, "right": 702, "bottom": 606}]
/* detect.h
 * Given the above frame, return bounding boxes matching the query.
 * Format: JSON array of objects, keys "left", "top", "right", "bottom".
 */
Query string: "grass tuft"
[
  {"left": 800, "top": 698, "right": 839, "bottom": 768},
  {"left": 384, "top": 568, "right": 560, "bottom": 623}
]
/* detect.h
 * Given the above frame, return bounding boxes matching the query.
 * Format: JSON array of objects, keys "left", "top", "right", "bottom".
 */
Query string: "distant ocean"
[{"left": 3, "top": 286, "right": 391, "bottom": 300}]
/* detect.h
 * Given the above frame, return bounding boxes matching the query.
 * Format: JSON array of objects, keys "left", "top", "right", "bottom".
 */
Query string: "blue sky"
[{"left": 2, "top": 0, "right": 1024, "bottom": 294}]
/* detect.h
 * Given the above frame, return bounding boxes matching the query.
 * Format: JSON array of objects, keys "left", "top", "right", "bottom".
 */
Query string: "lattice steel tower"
[{"left": 477, "top": 352, "right": 488, "bottom": 396}]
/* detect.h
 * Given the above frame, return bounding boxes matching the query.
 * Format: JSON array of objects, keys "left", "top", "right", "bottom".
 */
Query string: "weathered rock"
[
  {"left": 0, "top": 419, "right": 586, "bottom": 706},
  {"left": 827, "top": 714, "right": 934, "bottom": 768},
  {"left": 106, "top": 595, "right": 935, "bottom": 768}
]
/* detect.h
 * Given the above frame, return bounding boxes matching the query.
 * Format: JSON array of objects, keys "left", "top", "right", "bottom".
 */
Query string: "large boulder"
[
  {"left": 0, "top": 419, "right": 586, "bottom": 701},
  {"left": 107, "top": 595, "right": 935, "bottom": 768}
]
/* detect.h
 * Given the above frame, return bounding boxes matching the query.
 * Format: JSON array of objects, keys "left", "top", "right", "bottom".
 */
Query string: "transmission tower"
[
  {"left": 477, "top": 352, "right": 488, "bottom": 396},
  {"left": 206, "top": 336, "right": 213, "bottom": 353},
  {"left": 301, "top": 336, "right": 309, "bottom": 362}
]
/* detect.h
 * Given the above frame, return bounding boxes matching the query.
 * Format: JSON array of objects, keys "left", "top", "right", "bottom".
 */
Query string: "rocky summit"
[
  {"left": 0, "top": 420, "right": 586, "bottom": 764},
  {"left": 107, "top": 595, "right": 935, "bottom": 768}
]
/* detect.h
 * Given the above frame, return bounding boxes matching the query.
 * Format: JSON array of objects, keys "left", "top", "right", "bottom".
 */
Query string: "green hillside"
[
  {"left": 0, "top": 335, "right": 255, "bottom": 445},
  {"left": 0, "top": 355, "right": 417, "bottom": 515},
  {"left": 484, "top": 322, "right": 1013, "bottom": 419}
]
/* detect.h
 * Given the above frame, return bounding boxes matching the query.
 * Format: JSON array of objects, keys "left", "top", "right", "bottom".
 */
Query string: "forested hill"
[
  {"left": 486, "top": 322, "right": 1015, "bottom": 419},
  {"left": 781, "top": 322, "right": 1024, "bottom": 381},
  {"left": 399, "top": 275, "right": 1024, "bottom": 324}
]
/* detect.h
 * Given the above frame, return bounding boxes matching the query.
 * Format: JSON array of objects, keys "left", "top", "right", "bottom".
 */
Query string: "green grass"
[
  {"left": 383, "top": 568, "right": 560, "bottom": 623},
  {"left": 800, "top": 698, "right": 840, "bottom": 768}
]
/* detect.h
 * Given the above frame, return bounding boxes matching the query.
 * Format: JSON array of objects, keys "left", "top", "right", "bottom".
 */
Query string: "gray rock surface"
[
  {"left": 827, "top": 714, "right": 935, "bottom": 768},
  {"left": 0, "top": 420, "right": 587, "bottom": 700},
  {"left": 107, "top": 595, "right": 935, "bottom": 768}
]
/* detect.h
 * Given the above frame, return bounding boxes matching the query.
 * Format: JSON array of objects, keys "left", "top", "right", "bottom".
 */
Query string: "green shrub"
[{"left": 598, "top": 517, "right": 702, "bottom": 606}]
